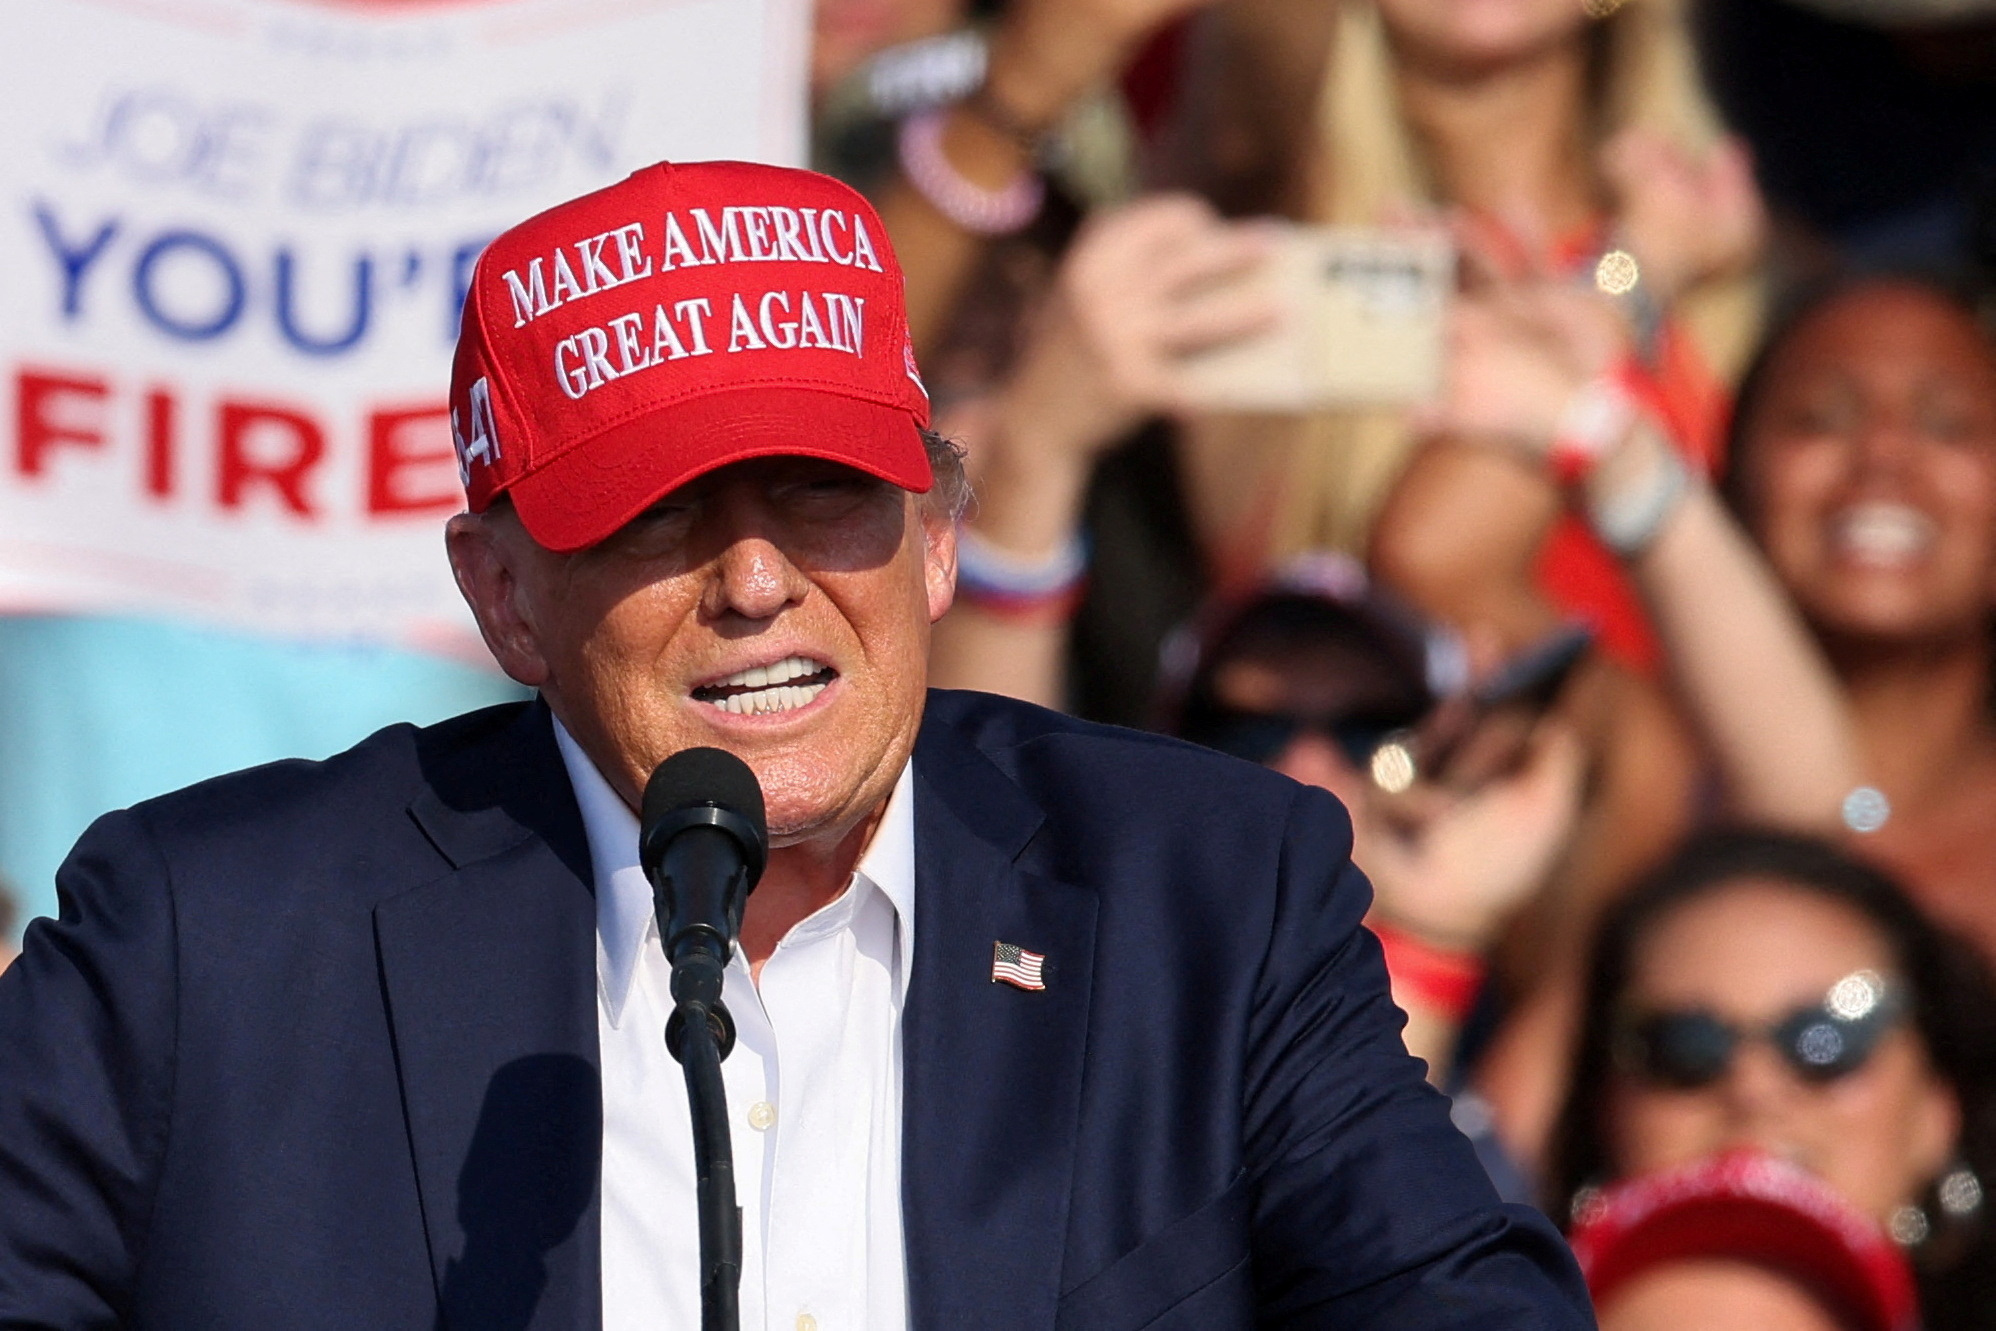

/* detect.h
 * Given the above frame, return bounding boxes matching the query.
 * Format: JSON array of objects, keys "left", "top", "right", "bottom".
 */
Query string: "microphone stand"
[
  {"left": 666, "top": 954, "right": 742, "bottom": 1331},
  {"left": 642, "top": 751, "right": 766, "bottom": 1331},
  {"left": 653, "top": 821, "right": 757, "bottom": 1331}
]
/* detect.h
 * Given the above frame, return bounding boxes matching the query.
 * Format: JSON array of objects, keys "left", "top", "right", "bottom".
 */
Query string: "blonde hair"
[{"left": 1178, "top": 0, "right": 1763, "bottom": 566}]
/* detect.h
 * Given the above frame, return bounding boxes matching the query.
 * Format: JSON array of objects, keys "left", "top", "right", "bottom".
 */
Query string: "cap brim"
[
  {"left": 506, "top": 385, "right": 932, "bottom": 553},
  {"left": 1579, "top": 1192, "right": 1915, "bottom": 1331}
]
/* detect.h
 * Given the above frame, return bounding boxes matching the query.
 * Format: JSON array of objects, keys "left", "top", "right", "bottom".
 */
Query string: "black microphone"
[
  {"left": 639, "top": 746, "right": 768, "bottom": 1061},
  {"left": 639, "top": 746, "right": 767, "bottom": 1331}
]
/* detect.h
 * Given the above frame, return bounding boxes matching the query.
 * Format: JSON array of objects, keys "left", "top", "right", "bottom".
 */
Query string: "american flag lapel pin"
[{"left": 991, "top": 941, "right": 1047, "bottom": 991}]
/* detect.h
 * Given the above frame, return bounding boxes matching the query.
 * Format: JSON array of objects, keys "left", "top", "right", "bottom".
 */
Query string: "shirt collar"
[
  {"left": 553, "top": 718, "right": 917, "bottom": 1027},
  {"left": 857, "top": 751, "right": 917, "bottom": 1004}
]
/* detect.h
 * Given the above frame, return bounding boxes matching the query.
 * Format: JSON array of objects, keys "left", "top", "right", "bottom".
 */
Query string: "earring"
[
  {"left": 1888, "top": 1204, "right": 1930, "bottom": 1246},
  {"left": 1938, "top": 1163, "right": 1984, "bottom": 1220},
  {"left": 1894, "top": 1163, "right": 1986, "bottom": 1248}
]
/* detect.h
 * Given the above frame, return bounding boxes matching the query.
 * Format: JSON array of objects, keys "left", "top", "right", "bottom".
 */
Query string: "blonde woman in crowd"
[
  {"left": 929, "top": 0, "right": 1764, "bottom": 721},
  {"left": 1172, "top": 0, "right": 1762, "bottom": 565}
]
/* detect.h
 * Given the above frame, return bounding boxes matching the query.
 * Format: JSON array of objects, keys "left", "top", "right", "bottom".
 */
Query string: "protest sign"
[{"left": 0, "top": 0, "right": 808, "bottom": 653}]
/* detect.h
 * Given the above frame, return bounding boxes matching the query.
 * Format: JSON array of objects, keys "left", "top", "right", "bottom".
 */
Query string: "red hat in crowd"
[
  {"left": 449, "top": 159, "right": 933, "bottom": 552},
  {"left": 1568, "top": 1149, "right": 1919, "bottom": 1331}
]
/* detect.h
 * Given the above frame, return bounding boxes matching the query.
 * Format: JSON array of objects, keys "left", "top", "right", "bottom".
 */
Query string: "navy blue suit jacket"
[{"left": 0, "top": 690, "right": 1591, "bottom": 1329}]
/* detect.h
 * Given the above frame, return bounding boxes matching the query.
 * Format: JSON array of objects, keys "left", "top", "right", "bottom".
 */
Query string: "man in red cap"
[{"left": 0, "top": 160, "right": 1590, "bottom": 1329}]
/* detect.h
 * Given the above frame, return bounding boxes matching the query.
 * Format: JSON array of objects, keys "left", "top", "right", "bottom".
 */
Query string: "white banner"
[{"left": 0, "top": 0, "right": 808, "bottom": 655}]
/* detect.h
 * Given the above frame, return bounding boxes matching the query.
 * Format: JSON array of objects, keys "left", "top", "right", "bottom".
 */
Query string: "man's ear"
[
  {"left": 921, "top": 503, "right": 957, "bottom": 624},
  {"left": 445, "top": 510, "right": 552, "bottom": 687}
]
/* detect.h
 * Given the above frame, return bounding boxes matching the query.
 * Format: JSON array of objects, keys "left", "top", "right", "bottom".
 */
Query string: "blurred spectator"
[
  {"left": 1167, "top": 0, "right": 1761, "bottom": 572},
  {"left": 1444, "top": 271, "right": 1996, "bottom": 971},
  {"left": 927, "top": 196, "right": 1274, "bottom": 719},
  {"left": 1721, "top": 277, "right": 1996, "bottom": 960},
  {"left": 1159, "top": 555, "right": 1584, "bottom": 1089},
  {"left": 1549, "top": 829, "right": 1996, "bottom": 1329},
  {"left": 873, "top": 0, "right": 1206, "bottom": 351},
  {"left": 1408, "top": 263, "right": 1876, "bottom": 830},
  {"left": 1389, "top": 263, "right": 1996, "bottom": 1165},
  {"left": 930, "top": 0, "right": 1764, "bottom": 724},
  {"left": 1568, "top": 1149, "right": 1920, "bottom": 1331}
]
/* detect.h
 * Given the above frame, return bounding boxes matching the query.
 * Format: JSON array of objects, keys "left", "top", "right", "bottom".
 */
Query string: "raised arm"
[
  {"left": 1424, "top": 279, "right": 1859, "bottom": 830},
  {"left": 928, "top": 195, "right": 1276, "bottom": 706},
  {"left": 878, "top": 0, "right": 1215, "bottom": 350}
]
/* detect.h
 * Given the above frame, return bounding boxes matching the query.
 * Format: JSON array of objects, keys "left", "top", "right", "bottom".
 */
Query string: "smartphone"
[
  {"left": 1172, "top": 223, "right": 1453, "bottom": 411},
  {"left": 1370, "top": 624, "right": 1592, "bottom": 794}
]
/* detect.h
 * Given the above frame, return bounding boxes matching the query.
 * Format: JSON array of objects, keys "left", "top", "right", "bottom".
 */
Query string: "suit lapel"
[
  {"left": 903, "top": 716, "right": 1100, "bottom": 1328},
  {"left": 375, "top": 703, "right": 601, "bottom": 1331}
]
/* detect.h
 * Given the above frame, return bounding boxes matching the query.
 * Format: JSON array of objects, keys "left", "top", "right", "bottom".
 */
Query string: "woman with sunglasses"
[
  {"left": 1166, "top": 555, "right": 1584, "bottom": 1097},
  {"left": 1549, "top": 828, "right": 1996, "bottom": 1328}
]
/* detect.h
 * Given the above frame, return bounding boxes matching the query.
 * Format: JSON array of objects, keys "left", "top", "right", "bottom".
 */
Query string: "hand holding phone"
[
  {"left": 1171, "top": 223, "right": 1454, "bottom": 411},
  {"left": 1049, "top": 195, "right": 1285, "bottom": 424},
  {"left": 1358, "top": 716, "right": 1586, "bottom": 953}
]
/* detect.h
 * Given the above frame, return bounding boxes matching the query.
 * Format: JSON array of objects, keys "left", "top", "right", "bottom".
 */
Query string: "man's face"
[{"left": 450, "top": 455, "right": 956, "bottom": 847}]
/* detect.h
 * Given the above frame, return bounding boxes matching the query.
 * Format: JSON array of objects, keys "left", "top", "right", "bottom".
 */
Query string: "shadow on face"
[
  {"left": 450, "top": 456, "right": 955, "bottom": 846},
  {"left": 1732, "top": 281, "right": 1996, "bottom": 647}
]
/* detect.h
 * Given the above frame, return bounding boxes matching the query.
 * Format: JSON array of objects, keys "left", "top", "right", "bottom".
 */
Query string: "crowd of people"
[{"left": 808, "top": 0, "right": 1996, "bottom": 1322}]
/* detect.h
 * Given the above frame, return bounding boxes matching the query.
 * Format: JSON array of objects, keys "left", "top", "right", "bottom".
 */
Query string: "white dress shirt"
[{"left": 554, "top": 722, "right": 915, "bottom": 1331}]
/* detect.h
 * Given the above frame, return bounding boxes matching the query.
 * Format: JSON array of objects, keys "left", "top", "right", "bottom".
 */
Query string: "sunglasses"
[
  {"left": 1613, "top": 970, "right": 1904, "bottom": 1090},
  {"left": 1179, "top": 708, "right": 1418, "bottom": 770}
]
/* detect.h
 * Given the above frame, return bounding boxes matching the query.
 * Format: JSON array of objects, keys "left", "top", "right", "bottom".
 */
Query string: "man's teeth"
[
  {"left": 700, "top": 655, "right": 832, "bottom": 716},
  {"left": 1833, "top": 503, "right": 1933, "bottom": 565},
  {"left": 711, "top": 682, "right": 828, "bottom": 716},
  {"left": 711, "top": 655, "right": 826, "bottom": 690}
]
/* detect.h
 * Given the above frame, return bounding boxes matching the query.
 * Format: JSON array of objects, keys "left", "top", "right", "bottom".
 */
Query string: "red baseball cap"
[
  {"left": 450, "top": 160, "right": 932, "bottom": 552},
  {"left": 1568, "top": 1150, "right": 1919, "bottom": 1331}
]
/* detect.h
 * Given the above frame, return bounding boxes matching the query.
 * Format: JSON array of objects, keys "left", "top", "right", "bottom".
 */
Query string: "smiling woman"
[{"left": 1720, "top": 278, "right": 1996, "bottom": 962}]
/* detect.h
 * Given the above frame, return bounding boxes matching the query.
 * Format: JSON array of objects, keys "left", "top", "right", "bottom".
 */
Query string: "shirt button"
[
  {"left": 747, "top": 1101, "right": 777, "bottom": 1131},
  {"left": 796, "top": 1315, "right": 817, "bottom": 1331}
]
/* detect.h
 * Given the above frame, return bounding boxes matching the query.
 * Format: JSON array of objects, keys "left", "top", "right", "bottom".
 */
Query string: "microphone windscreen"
[{"left": 641, "top": 746, "right": 768, "bottom": 852}]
